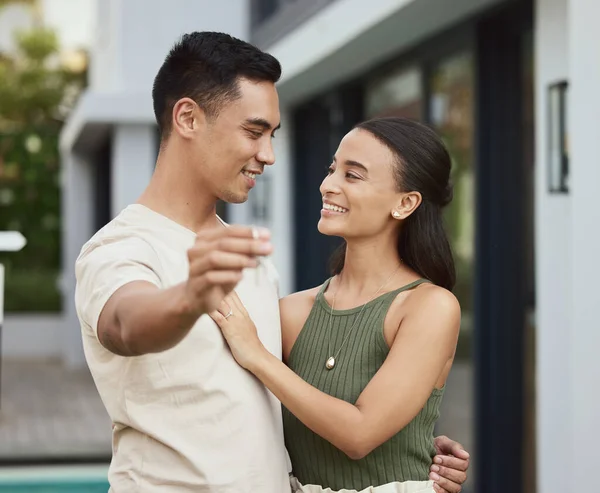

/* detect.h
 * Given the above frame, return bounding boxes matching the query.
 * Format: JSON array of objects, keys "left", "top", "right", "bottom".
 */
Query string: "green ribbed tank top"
[{"left": 283, "top": 278, "right": 444, "bottom": 491}]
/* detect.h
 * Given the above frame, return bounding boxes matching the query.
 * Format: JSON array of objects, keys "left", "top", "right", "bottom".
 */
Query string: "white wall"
[
  {"left": 536, "top": 0, "right": 600, "bottom": 489},
  {"left": 269, "top": 111, "right": 294, "bottom": 297},
  {"left": 568, "top": 0, "right": 600, "bottom": 487},
  {"left": 111, "top": 124, "right": 156, "bottom": 217},
  {"left": 90, "top": 0, "right": 249, "bottom": 94},
  {"left": 39, "top": 0, "right": 96, "bottom": 51},
  {"left": 534, "top": 1, "right": 571, "bottom": 492},
  {"left": 61, "top": 153, "right": 96, "bottom": 368}
]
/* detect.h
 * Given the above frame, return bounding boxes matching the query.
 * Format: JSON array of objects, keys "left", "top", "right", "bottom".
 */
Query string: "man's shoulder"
[{"left": 76, "top": 208, "right": 161, "bottom": 271}]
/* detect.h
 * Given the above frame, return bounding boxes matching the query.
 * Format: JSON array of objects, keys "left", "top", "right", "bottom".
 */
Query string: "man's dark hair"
[{"left": 152, "top": 31, "right": 282, "bottom": 139}]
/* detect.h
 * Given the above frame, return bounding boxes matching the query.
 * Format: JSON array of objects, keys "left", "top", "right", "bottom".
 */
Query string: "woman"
[{"left": 212, "top": 117, "right": 464, "bottom": 493}]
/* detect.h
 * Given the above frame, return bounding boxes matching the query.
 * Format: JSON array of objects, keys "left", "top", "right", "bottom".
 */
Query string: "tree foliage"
[{"left": 0, "top": 5, "right": 86, "bottom": 311}]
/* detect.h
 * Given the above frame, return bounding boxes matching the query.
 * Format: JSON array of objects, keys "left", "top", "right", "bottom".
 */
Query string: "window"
[{"left": 365, "top": 66, "right": 423, "bottom": 120}]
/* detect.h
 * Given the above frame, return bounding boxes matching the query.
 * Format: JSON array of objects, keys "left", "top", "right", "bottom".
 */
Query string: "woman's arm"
[{"left": 212, "top": 286, "right": 460, "bottom": 460}]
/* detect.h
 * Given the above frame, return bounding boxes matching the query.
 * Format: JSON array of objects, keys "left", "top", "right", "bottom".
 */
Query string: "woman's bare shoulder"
[
  {"left": 280, "top": 285, "right": 322, "bottom": 322},
  {"left": 405, "top": 282, "right": 460, "bottom": 316},
  {"left": 280, "top": 283, "right": 326, "bottom": 359}
]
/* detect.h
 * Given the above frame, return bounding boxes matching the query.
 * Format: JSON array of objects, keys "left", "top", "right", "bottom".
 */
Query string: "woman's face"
[{"left": 318, "top": 128, "right": 404, "bottom": 240}]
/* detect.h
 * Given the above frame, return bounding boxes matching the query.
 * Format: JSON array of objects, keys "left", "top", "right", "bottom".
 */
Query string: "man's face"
[{"left": 194, "top": 78, "right": 280, "bottom": 204}]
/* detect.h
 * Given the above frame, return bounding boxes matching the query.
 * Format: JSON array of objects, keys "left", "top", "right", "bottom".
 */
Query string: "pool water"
[{"left": 0, "top": 465, "right": 109, "bottom": 493}]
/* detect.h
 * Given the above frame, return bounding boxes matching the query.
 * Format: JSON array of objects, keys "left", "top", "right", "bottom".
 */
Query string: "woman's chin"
[{"left": 317, "top": 218, "right": 344, "bottom": 236}]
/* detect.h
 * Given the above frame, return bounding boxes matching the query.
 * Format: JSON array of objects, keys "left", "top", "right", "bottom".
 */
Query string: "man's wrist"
[{"left": 171, "top": 284, "right": 202, "bottom": 330}]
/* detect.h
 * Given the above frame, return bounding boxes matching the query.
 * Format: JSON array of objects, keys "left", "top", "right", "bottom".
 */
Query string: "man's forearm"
[{"left": 108, "top": 283, "right": 200, "bottom": 355}]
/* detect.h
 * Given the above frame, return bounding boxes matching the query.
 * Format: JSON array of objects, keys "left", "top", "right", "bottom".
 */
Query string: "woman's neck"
[{"left": 334, "top": 236, "right": 404, "bottom": 299}]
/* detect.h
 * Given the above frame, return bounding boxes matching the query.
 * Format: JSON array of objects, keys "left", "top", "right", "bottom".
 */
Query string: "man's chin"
[{"left": 220, "top": 190, "right": 249, "bottom": 205}]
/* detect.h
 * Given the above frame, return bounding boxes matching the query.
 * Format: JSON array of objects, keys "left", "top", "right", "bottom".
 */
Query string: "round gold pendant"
[{"left": 325, "top": 356, "right": 335, "bottom": 370}]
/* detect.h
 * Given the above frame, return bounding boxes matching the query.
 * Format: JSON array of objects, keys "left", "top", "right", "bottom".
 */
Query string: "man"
[{"left": 75, "top": 32, "right": 469, "bottom": 493}]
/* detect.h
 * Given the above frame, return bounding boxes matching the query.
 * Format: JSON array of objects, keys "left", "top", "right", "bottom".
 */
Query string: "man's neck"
[{"left": 137, "top": 152, "right": 220, "bottom": 233}]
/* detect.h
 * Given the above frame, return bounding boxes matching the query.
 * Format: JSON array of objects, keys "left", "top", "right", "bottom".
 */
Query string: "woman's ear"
[{"left": 391, "top": 191, "right": 422, "bottom": 220}]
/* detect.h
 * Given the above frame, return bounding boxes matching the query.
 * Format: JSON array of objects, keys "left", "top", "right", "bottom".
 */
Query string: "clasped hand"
[{"left": 210, "top": 292, "right": 268, "bottom": 371}]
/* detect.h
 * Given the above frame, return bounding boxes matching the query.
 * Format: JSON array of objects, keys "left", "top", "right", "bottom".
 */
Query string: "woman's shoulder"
[
  {"left": 280, "top": 282, "right": 328, "bottom": 359},
  {"left": 398, "top": 281, "right": 461, "bottom": 330},
  {"left": 409, "top": 282, "right": 459, "bottom": 311},
  {"left": 279, "top": 282, "right": 325, "bottom": 317}
]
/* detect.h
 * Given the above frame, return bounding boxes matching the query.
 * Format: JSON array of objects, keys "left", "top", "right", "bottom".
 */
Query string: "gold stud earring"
[{"left": 392, "top": 211, "right": 401, "bottom": 219}]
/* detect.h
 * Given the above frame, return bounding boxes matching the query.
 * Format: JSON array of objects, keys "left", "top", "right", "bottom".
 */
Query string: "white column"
[
  {"left": 227, "top": 202, "right": 253, "bottom": 226},
  {"left": 270, "top": 110, "right": 294, "bottom": 297},
  {"left": 61, "top": 151, "right": 95, "bottom": 368},
  {"left": 569, "top": 0, "right": 600, "bottom": 486},
  {"left": 111, "top": 124, "right": 156, "bottom": 217},
  {"left": 534, "top": 0, "right": 572, "bottom": 491}
]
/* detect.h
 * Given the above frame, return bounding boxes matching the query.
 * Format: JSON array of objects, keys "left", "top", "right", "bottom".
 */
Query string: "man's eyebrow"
[
  {"left": 244, "top": 117, "right": 281, "bottom": 132},
  {"left": 332, "top": 155, "right": 369, "bottom": 173}
]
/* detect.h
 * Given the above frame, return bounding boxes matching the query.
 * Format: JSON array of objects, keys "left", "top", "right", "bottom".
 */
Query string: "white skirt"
[{"left": 290, "top": 476, "right": 436, "bottom": 493}]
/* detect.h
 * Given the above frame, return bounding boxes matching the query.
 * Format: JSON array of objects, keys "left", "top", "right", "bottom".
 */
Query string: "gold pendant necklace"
[{"left": 325, "top": 266, "right": 401, "bottom": 370}]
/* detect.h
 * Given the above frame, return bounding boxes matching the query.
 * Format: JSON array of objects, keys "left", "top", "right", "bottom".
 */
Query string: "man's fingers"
[
  {"left": 195, "top": 270, "right": 243, "bottom": 288},
  {"left": 430, "top": 465, "right": 467, "bottom": 485},
  {"left": 214, "top": 237, "right": 273, "bottom": 256},
  {"left": 431, "top": 474, "right": 462, "bottom": 493},
  {"left": 433, "top": 454, "right": 469, "bottom": 472},
  {"left": 191, "top": 238, "right": 272, "bottom": 261},
  {"left": 197, "top": 225, "right": 270, "bottom": 242},
  {"left": 190, "top": 251, "right": 257, "bottom": 275},
  {"left": 449, "top": 445, "right": 469, "bottom": 460}
]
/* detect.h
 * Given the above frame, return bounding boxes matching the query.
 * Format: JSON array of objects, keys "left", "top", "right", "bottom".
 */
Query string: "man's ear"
[{"left": 172, "top": 98, "right": 206, "bottom": 139}]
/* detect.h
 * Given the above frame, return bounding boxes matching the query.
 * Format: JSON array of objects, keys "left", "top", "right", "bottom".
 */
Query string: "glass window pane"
[
  {"left": 428, "top": 50, "right": 476, "bottom": 489},
  {"left": 365, "top": 66, "right": 422, "bottom": 120}
]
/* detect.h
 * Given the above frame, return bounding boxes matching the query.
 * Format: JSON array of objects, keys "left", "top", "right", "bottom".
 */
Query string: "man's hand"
[
  {"left": 430, "top": 435, "right": 470, "bottom": 493},
  {"left": 185, "top": 225, "right": 272, "bottom": 315}
]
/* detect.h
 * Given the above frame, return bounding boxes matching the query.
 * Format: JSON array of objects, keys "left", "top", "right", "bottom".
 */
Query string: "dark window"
[{"left": 252, "top": 0, "right": 283, "bottom": 27}]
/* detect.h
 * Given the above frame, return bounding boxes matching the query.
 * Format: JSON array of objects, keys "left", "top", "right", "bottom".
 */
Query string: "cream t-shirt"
[{"left": 75, "top": 204, "right": 290, "bottom": 492}]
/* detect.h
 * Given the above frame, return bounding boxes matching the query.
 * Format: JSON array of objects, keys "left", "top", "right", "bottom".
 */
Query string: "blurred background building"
[{"left": 1, "top": 0, "right": 598, "bottom": 492}]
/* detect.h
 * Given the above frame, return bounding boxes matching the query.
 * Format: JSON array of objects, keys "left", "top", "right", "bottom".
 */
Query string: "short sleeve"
[{"left": 75, "top": 237, "right": 162, "bottom": 337}]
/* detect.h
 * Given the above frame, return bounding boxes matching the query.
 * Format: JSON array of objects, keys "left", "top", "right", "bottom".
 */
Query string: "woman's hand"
[{"left": 210, "top": 291, "right": 269, "bottom": 371}]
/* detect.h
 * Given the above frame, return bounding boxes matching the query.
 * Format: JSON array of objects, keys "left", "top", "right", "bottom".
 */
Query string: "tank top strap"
[
  {"left": 389, "top": 278, "right": 431, "bottom": 296},
  {"left": 316, "top": 277, "right": 333, "bottom": 298},
  {"left": 317, "top": 277, "right": 429, "bottom": 305},
  {"left": 375, "top": 278, "right": 431, "bottom": 313}
]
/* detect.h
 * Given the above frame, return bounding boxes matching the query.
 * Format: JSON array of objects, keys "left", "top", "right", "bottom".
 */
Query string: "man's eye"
[{"left": 248, "top": 130, "right": 262, "bottom": 139}]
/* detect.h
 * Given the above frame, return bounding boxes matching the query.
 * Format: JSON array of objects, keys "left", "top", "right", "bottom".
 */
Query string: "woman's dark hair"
[{"left": 330, "top": 117, "right": 456, "bottom": 291}]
